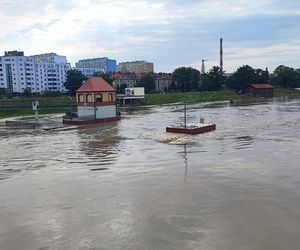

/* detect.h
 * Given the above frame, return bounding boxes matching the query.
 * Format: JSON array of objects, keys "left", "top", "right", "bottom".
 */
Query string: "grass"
[
  {"left": 0, "top": 96, "right": 76, "bottom": 107},
  {"left": 142, "top": 90, "right": 254, "bottom": 105},
  {"left": 273, "top": 88, "right": 300, "bottom": 98},
  {"left": 0, "top": 107, "right": 75, "bottom": 119}
]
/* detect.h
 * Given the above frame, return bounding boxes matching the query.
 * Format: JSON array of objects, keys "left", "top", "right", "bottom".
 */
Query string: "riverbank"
[
  {"left": 1, "top": 89, "right": 299, "bottom": 119},
  {"left": 142, "top": 88, "right": 300, "bottom": 105}
]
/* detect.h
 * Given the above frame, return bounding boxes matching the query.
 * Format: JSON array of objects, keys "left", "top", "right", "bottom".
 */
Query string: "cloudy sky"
[{"left": 1, "top": 0, "right": 299, "bottom": 72}]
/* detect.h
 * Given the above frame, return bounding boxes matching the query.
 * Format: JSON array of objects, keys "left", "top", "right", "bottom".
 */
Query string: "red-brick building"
[{"left": 247, "top": 84, "right": 273, "bottom": 98}]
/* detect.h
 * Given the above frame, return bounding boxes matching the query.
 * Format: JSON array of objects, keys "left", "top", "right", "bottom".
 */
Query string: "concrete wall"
[
  {"left": 78, "top": 106, "right": 95, "bottom": 118},
  {"left": 96, "top": 106, "right": 116, "bottom": 119}
]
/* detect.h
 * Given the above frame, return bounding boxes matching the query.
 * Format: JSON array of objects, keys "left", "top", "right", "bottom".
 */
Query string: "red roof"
[
  {"left": 249, "top": 84, "right": 273, "bottom": 89},
  {"left": 76, "top": 77, "right": 115, "bottom": 92}
]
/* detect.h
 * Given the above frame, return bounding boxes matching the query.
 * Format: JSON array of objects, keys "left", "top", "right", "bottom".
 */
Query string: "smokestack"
[{"left": 220, "top": 38, "right": 223, "bottom": 71}]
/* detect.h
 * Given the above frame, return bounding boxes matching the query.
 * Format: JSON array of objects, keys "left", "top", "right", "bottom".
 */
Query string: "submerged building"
[{"left": 63, "top": 77, "right": 120, "bottom": 125}]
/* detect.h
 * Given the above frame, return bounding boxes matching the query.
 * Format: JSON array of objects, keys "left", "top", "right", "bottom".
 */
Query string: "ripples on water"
[
  {"left": 0, "top": 98, "right": 300, "bottom": 249},
  {"left": 0, "top": 99, "right": 299, "bottom": 180}
]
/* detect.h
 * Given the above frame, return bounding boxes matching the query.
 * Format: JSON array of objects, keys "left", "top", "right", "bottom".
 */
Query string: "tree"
[
  {"left": 200, "top": 66, "right": 226, "bottom": 91},
  {"left": 271, "top": 65, "right": 300, "bottom": 88},
  {"left": 93, "top": 72, "right": 114, "bottom": 85},
  {"left": 255, "top": 68, "right": 270, "bottom": 84},
  {"left": 172, "top": 67, "right": 200, "bottom": 92},
  {"left": 116, "top": 83, "right": 127, "bottom": 94},
  {"left": 64, "top": 69, "right": 87, "bottom": 96},
  {"left": 137, "top": 73, "right": 156, "bottom": 94},
  {"left": 227, "top": 65, "right": 257, "bottom": 91},
  {"left": 23, "top": 87, "right": 32, "bottom": 97}
]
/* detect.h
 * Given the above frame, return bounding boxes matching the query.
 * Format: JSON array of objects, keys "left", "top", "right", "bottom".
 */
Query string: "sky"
[{"left": 1, "top": 0, "right": 300, "bottom": 73}]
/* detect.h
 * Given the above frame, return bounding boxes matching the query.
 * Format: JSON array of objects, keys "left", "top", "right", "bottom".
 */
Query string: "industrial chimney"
[{"left": 220, "top": 38, "right": 223, "bottom": 71}]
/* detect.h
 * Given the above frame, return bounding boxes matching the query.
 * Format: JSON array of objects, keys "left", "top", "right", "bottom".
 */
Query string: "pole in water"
[
  {"left": 184, "top": 100, "right": 187, "bottom": 128},
  {"left": 183, "top": 82, "right": 187, "bottom": 128},
  {"left": 32, "top": 100, "right": 39, "bottom": 126}
]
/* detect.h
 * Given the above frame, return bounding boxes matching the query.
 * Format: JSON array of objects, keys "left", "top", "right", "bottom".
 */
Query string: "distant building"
[
  {"left": 155, "top": 73, "right": 172, "bottom": 92},
  {"left": 117, "top": 60, "right": 154, "bottom": 73},
  {"left": 75, "top": 57, "right": 117, "bottom": 76},
  {"left": 117, "top": 87, "right": 145, "bottom": 106},
  {"left": 112, "top": 72, "right": 172, "bottom": 92},
  {"left": 0, "top": 51, "right": 70, "bottom": 93},
  {"left": 112, "top": 72, "right": 141, "bottom": 88},
  {"left": 247, "top": 84, "right": 273, "bottom": 98}
]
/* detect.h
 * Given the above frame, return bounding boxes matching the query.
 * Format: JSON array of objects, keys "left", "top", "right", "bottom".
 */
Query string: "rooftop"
[
  {"left": 77, "top": 77, "right": 115, "bottom": 92},
  {"left": 249, "top": 84, "right": 273, "bottom": 89}
]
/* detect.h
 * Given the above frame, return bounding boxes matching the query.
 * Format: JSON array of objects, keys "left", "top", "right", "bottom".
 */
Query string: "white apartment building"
[
  {"left": 0, "top": 51, "right": 71, "bottom": 93},
  {"left": 117, "top": 60, "right": 154, "bottom": 73}
]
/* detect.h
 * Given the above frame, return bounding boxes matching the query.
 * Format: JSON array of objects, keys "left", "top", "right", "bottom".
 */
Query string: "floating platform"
[
  {"left": 166, "top": 123, "right": 216, "bottom": 135},
  {"left": 63, "top": 116, "right": 120, "bottom": 125}
]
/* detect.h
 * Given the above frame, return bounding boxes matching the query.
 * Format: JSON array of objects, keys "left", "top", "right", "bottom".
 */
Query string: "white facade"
[
  {"left": 125, "top": 87, "right": 145, "bottom": 96},
  {"left": 78, "top": 106, "right": 116, "bottom": 119},
  {"left": 0, "top": 51, "right": 71, "bottom": 93}
]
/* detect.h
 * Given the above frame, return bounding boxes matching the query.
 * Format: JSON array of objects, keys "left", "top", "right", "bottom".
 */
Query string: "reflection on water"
[
  {"left": 181, "top": 144, "right": 188, "bottom": 183},
  {"left": 0, "top": 98, "right": 300, "bottom": 250},
  {"left": 76, "top": 123, "right": 120, "bottom": 169}
]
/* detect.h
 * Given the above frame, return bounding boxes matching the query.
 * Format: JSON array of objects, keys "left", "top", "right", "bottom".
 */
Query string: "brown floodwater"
[{"left": 0, "top": 98, "right": 300, "bottom": 250}]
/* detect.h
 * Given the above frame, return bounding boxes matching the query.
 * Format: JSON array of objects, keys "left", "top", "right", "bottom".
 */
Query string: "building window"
[
  {"left": 108, "top": 93, "right": 113, "bottom": 102},
  {"left": 86, "top": 94, "right": 92, "bottom": 102},
  {"left": 78, "top": 94, "right": 84, "bottom": 102},
  {"left": 95, "top": 93, "right": 102, "bottom": 102}
]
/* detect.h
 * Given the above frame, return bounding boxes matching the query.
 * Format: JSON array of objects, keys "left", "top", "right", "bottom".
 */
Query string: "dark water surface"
[{"left": 0, "top": 98, "right": 300, "bottom": 250}]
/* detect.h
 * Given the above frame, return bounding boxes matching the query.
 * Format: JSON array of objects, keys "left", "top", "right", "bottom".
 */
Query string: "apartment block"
[
  {"left": 75, "top": 57, "right": 117, "bottom": 77},
  {"left": 0, "top": 51, "right": 71, "bottom": 93},
  {"left": 112, "top": 72, "right": 172, "bottom": 92},
  {"left": 117, "top": 60, "right": 154, "bottom": 73}
]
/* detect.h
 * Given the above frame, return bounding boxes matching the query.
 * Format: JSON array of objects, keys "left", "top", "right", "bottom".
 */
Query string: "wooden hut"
[{"left": 247, "top": 84, "right": 273, "bottom": 98}]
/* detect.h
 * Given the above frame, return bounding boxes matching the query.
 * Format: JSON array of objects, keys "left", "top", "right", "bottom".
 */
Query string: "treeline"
[{"left": 170, "top": 65, "right": 300, "bottom": 93}]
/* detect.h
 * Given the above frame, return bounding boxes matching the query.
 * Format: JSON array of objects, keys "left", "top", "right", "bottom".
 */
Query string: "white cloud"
[{"left": 0, "top": 0, "right": 299, "bottom": 71}]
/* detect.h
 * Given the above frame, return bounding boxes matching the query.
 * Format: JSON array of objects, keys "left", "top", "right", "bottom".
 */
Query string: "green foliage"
[
  {"left": 200, "top": 66, "right": 226, "bottom": 91},
  {"left": 22, "top": 87, "right": 32, "bottom": 98},
  {"left": 64, "top": 69, "right": 87, "bottom": 96},
  {"left": 0, "top": 88, "right": 13, "bottom": 99},
  {"left": 93, "top": 72, "right": 114, "bottom": 85},
  {"left": 271, "top": 65, "right": 300, "bottom": 88},
  {"left": 116, "top": 83, "right": 127, "bottom": 94},
  {"left": 142, "top": 90, "right": 254, "bottom": 105},
  {"left": 40, "top": 91, "right": 63, "bottom": 97},
  {"left": 227, "top": 65, "right": 258, "bottom": 91},
  {"left": 172, "top": 67, "right": 200, "bottom": 92},
  {"left": 255, "top": 68, "right": 270, "bottom": 84},
  {"left": 137, "top": 73, "right": 155, "bottom": 94}
]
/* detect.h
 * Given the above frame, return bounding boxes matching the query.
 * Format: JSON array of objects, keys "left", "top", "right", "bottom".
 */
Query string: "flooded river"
[{"left": 0, "top": 98, "right": 300, "bottom": 250}]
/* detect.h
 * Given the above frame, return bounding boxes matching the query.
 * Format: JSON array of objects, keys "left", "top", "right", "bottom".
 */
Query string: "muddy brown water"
[{"left": 0, "top": 98, "right": 300, "bottom": 250}]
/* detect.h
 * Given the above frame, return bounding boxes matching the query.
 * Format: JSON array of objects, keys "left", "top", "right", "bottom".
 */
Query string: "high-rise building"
[
  {"left": 117, "top": 60, "right": 154, "bottom": 73},
  {"left": 0, "top": 51, "right": 71, "bottom": 93},
  {"left": 75, "top": 57, "right": 117, "bottom": 76}
]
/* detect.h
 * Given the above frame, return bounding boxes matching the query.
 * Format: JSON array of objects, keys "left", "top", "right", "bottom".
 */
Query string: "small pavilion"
[{"left": 63, "top": 77, "right": 120, "bottom": 124}]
